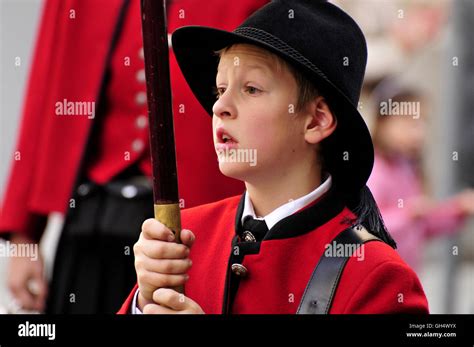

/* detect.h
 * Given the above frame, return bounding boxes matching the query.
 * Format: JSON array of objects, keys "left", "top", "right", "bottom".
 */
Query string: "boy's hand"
[
  {"left": 143, "top": 288, "right": 204, "bottom": 314},
  {"left": 134, "top": 219, "right": 195, "bottom": 311}
]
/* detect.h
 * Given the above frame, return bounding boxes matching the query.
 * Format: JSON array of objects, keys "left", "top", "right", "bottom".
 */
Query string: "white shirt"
[
  {"left": 132, "top": 175, "right": 332, "bottom": 314},
  {"left": 241, "top": 174, "right": 332, "bottom": 230}
]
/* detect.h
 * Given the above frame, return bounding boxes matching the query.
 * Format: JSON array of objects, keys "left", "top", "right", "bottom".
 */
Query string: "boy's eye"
[
  {"left": 214, "top": 87, "right": 226, "bottom": 99},
  {"left": 246, "top": 86, "right": 261, "bottom": 95}
]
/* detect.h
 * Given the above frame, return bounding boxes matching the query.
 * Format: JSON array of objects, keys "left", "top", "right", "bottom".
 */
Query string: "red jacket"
[
  {"left": 118, "top": 191, "right": 429, "bottom": 314},
  {"left": 0, "top": 0, "right": 268, "bottom": 240}
]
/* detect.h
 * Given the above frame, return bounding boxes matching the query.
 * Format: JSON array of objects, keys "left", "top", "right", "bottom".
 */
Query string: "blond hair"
[{"left": 216, "top": 44, "right": 320, "bottom": 112}]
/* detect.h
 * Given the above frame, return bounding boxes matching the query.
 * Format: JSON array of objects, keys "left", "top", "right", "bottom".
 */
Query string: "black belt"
[
  {"left": 67, "top": 175, "right": 154, "bottom": 239},
  {"left": 76, "top": 175, "right": 152, "bottom": 200}
]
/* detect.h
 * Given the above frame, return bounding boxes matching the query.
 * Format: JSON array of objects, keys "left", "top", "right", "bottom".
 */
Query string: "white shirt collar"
[{"left": 241, "top": 174, "right": 332, "bottom": 230}]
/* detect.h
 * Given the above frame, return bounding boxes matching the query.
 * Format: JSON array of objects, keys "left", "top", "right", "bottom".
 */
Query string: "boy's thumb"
[{"left": 179, "top": 229, "right": 195, "bottom": 248}]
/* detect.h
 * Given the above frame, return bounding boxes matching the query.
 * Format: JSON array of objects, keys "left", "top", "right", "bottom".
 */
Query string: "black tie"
[{"left": 241, "top": 216, "right": 269, "bottom": 242}]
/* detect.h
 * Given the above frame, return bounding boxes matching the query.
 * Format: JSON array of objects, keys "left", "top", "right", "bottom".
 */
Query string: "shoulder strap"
[{"left": 297, "top": 225, "right": 380, "bottom": 314}]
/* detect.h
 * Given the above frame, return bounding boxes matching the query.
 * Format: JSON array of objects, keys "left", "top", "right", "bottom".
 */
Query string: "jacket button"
[
  {"left": 121, "top": 185, "right": 138, "bottom": 199},
  {"left": 136, "top": 69, "right": 146, "bottom": 83},
  {"left": 77, "top": 183, "right": 91, "bottom": 197},
  {"left": 242, "top": 231, "right": 256, "bottom": 242},
  {"left": 231, "top": 263, "right": 248, "bottom": 277},
  {"left": 132, "top": 139, "right": 144, "bottom": 152},
  {"left": 135, "top": 91, "right": 147, "bottom": 106},
  {"left": 135, "top": 115, "right": 148, "bottom": 129}
]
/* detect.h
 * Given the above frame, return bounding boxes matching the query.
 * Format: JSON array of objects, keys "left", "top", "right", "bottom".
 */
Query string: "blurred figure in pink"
[{"left": 368, "top": 81, "right": 474, "bottom": 270}]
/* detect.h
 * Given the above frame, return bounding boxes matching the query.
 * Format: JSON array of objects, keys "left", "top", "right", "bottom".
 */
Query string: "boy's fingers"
[
  {"left": 153, "top": 288, "right": 187, "bottom": 311},
  {"left": 141, "top": 271, "right": 189, "bottom": 289},
  {"left": 142, "top": 240, "right": 190, "bottom": 259},
  {"left": 141, "top": 218, "right": 175, "bottom": 242},
  {"left": 179, "top": 229, "right": 195, "bottom": 248},
  {"left": 140, "top": 258, "right": 192, "bottom": 274},
  {"left": 143, "top": 303, "right": 175, "bottom": 314}
]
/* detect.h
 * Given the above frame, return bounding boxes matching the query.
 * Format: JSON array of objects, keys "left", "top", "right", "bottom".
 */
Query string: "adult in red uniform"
[{"left": 0, "top": 0, "right": 267, "bottom": 313}]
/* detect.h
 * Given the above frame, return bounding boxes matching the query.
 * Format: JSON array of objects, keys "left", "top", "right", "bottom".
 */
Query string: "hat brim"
[{"left": 172, "top": 26, "right": 374, "bottom": 192}]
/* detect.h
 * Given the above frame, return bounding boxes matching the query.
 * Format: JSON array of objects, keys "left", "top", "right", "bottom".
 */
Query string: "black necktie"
[{"left": 241, "top": 216, "right": 269, "bottom": 242}]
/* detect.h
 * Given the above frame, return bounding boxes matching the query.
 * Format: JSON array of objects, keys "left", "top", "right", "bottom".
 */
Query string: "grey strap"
[{"left": 297, "top": 225, "right": 380, "bottom": 314}]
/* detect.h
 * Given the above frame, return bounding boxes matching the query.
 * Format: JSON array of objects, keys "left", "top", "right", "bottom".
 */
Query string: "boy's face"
[{"left": 213, "top": 44, "right": 313, "bottom": 183}]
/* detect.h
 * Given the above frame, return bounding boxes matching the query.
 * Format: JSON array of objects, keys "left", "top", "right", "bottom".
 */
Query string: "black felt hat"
[{"left": 172, "top": 0, "right": 373, "bottom": 192}]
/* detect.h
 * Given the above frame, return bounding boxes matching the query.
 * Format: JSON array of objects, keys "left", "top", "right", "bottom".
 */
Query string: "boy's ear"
[{"left": 304, "top": 96, "right": 337, "bottom": 145}]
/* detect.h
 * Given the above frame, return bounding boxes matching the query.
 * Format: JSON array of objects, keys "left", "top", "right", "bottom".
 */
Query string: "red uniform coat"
[
  {"left": 119, "top": 189, "right": 429, "bottom": 314},
  {"left": 0, "top": 0, "right": 268, "bottom": 240}
]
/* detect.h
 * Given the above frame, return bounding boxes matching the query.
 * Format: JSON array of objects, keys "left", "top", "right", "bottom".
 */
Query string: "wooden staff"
[{"left": 140, "top": 0, "right": 183, "bottom": 292}]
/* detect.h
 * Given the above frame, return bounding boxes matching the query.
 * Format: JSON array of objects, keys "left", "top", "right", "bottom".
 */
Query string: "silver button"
[
  {"left": 132, "top": 139, "right": 144, "bottom": 152},
  {"left": 136, "top": 115, "right": 148, "bottom": 129},
  {"left": 242, "top": 231, "right": 256, "bottom": 243},
  {"left": 77, "top": 183, "right": 91, "bottom": 196},
  {"left": 121, "top": 185, "right": 138, "bottom": 199},
  {"left": 138, "top": 47, "right": 144, "bottom": 59},
  {"left": 136, "top": 69, "right": 146, "bottom": 83},
  {"left": 135, "top": 91, "right": 147, "bottom": 106},
  {"left": 231, "top": 263, "right": 248, "bottom": 277}
]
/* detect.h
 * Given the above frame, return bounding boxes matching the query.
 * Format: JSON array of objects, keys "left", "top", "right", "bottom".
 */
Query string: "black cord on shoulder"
[{"left": 345, "top": 185, "right": 397, "bottom": 249}]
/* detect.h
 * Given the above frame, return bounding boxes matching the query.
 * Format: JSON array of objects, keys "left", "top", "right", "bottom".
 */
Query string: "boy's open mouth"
[{"left": 216, "top": 127, "right": 238, "bottom": 144}]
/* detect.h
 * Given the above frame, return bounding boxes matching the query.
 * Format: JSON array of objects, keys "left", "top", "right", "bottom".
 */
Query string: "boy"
[{"left": 119, "top": 0, "right": 429, "bottom": 314}]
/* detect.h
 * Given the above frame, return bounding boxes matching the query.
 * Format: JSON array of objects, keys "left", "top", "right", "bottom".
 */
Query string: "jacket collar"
[{"left": 234, "top": 185, "right": 347, "bottom": 241}]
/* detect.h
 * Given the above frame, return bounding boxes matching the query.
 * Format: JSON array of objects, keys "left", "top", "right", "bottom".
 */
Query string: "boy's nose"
[{"left": 212, "top": 94, "right": 237, "bottom": 119}]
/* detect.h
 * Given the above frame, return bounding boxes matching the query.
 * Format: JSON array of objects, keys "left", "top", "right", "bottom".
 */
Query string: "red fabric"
[
  {"left": 0, "top": 0, "right": 268, "bottom": 239},
  {"left": 118, "top": 196, "right": 429, "bottom": 314},
  {"left": 0, "top": 0, "right": 120, "bottom": 238},
  {"left": 119, "top": 283, "right": 138, "bottom": 314},
  {"left": 86, "top": 0, "right": 151, "bottom": 183}
]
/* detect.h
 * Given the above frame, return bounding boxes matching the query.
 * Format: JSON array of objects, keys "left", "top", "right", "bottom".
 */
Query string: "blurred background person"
[
  {"left": 368, "top": 81, "right": 474, "bottom": 270},
  {"left": 335, "top": 0, "right": 473, "bottom": 313}
]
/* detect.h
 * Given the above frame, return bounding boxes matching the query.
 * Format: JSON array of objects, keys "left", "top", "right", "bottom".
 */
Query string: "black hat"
[{"left": 172, "top": 0, "right": 373, "bottom": 192}]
